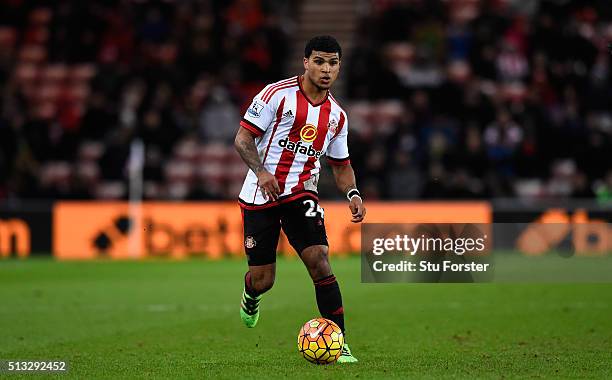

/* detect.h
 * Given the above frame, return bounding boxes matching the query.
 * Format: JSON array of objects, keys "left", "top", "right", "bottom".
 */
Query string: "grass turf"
[{"left": 1, "top": 256, "right": 611, "bottom": 379}]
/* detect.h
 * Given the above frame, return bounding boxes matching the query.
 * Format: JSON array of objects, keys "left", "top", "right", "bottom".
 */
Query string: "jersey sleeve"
[
  {"left": 326, "top": 113, "right": 350, "bottom": 166},
  {"left": 240, "top": 89, "right": 277, "bottom": 137}
]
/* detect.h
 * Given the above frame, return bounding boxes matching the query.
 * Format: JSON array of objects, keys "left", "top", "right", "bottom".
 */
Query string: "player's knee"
[
  {"left": 251, "top": 271, "right": 275, "bottom": 293},
  {"left": 303, "top": 246, "right": 331, "bottom": 278}
]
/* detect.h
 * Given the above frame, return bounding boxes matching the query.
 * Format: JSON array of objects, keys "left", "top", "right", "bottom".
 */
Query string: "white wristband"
[{"left": 346, "top": 189, "right": 361, "bottom": 202}]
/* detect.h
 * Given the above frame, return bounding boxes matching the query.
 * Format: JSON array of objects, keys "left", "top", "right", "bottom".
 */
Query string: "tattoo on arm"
[{"left": 235, "top": 132, "right": 264, "bottom": 174}]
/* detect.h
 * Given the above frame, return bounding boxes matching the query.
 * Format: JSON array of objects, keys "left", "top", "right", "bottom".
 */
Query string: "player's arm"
[
  {"left": 327, "top": 112, "right": 364, "bottom": 223},
  {"left": 234, "top": 127, "right": 280, "bottom": 200},
  {"left": 331, "top": 164, "right": 366, "bottom": 223},
  {"left": 236, "top": 92, "right": 280, "bottom": 201}
]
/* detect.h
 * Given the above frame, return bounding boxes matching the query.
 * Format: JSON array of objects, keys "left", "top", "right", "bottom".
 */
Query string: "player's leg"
[
  {"left": 300, "top": 245, "right": 345, "bottom": 334},
  {"left": 281, "top": 197, "right": 357, "bottom": 362},
  {"left": 240, "top": 206, "right": 281, "bottom": 328},
  {"left": 241, "top": 263, "right": 275, "bottom": 327},
  {"left": 299, "top": 245, "right": 357, "bottom": 362},
  {"left": 245, "top": 263, "right": 276, "bottom": 296}
]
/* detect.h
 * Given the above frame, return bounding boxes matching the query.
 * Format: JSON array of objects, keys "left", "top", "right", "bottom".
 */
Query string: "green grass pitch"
[{"left": 1, "top": 256, "right": 611, "bottom": 379}]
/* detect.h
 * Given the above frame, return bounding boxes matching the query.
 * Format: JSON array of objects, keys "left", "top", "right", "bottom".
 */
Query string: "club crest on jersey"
[
  {"left": 300, "top": 124, "right": 317, "bottom": 143},
  {"left": 328, "top": 119, "right": 338, "bottom": 135},
  {"left": 278, "top": 137, "right": 323, "bottom": 159},
  {"left": 247, "top": 100, "right": 264, "bottom": 118},
  {"left": 245, "top": 236, "right": 256, "bottom": 249}
]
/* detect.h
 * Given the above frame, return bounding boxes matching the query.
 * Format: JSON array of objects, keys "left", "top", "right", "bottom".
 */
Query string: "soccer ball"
[{"left": 297, "top": 318, "right": 344, "bottom": 364}]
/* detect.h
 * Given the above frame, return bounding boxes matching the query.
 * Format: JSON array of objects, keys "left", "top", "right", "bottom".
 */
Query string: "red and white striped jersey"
[{"left": 238, "top": 75, "right": 350, "bottom": 209}]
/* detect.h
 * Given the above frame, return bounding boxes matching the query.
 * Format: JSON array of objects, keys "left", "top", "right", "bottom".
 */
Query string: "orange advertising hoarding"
[
  {"left": 53, "top": 201, "right": 491, "bottom": 260},
  {"left": 0, "top": 219, "right": 31, "bottom": 258}
]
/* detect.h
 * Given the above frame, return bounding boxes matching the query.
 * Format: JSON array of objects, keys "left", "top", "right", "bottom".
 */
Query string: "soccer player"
[{"left": 234, "top": 35, "right": 365, "bottom": 363}]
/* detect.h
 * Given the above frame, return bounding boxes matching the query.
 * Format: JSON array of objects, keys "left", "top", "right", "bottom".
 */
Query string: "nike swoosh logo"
[{"left": 309, "top": 322, "right": 327, "bottom": 339}]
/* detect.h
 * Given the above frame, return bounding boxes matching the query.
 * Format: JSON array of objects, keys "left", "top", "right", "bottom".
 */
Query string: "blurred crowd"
[
  {"left": 0, "top": 0, "right": 293, "bottom": 200},
  {"left": 345, "top": 0, "right": 612, "bottom": 201},
  {"left": 0, "top": 0, "right": 611, "bottom": 202}
]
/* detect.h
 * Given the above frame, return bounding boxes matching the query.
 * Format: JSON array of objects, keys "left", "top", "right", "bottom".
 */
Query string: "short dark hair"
[{"left": 304, "top": 35, "right": 342, "bottom": 59}]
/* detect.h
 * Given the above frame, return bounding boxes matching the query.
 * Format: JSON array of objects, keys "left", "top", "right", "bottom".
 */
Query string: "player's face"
[{"left": 304, "top": 51, "right": 340, "bottom": 90}]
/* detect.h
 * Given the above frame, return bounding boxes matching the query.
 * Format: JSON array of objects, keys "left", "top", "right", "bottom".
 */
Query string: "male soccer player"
[{"left": 234, "top": 35, "right": 365, "bottom": 363}]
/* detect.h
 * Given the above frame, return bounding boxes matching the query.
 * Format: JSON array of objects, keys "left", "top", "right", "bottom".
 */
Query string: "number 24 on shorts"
[{"left": 303, "top": 200, "right": 324, "bottom": 219}]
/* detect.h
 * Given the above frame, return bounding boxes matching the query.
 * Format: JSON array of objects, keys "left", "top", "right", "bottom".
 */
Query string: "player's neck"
[{"left": 300, "top": 75, "right": 328, "bottom": 104}]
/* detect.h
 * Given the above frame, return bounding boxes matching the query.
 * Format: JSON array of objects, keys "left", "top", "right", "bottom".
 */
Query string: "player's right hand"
[{"left": 257, "top": 170, "right": 280, "bottom": 201}]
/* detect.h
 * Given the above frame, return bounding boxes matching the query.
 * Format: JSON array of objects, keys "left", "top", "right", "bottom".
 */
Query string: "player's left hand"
[{"left": 349, "top": 197, "right": 366, "bottom": 223}]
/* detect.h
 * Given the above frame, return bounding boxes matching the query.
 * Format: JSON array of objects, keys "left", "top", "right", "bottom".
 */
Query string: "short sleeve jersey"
[{"left": 239, "top": 76, "right": 350, "bottom": 209}]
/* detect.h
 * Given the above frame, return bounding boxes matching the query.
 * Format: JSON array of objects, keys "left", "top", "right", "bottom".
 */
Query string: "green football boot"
[
  {"left": 239, "top": 289, "right": 261, "bottom": 328},
  {"left": 337, "top": 343, "right": 358, "bottom": 363}
]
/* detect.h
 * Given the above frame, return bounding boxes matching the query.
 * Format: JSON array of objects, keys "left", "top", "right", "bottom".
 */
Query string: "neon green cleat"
[
  {"left": 337, "top": 343, "right": 358, "bottom": 363},
  {"left": 239, "top": 289, "right": 261, "bottom": 328}
]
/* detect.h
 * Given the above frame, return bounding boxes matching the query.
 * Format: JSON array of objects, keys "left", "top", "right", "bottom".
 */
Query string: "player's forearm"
[
  {"left": 331, "top": 164, "right": 357, "bottom": 195},
  {"left": 234, "top": 128, "right": 265, "bottom": 174}
]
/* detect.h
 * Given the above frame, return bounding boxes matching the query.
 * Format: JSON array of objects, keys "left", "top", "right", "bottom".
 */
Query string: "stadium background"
[
  {"left": 1, "top": 0, "right": 611, "bottom": 258},
  {"left": 1, "top": 1, "right": 611, "bottom": 378},
  {"left": 0, "top": 0, "right": 611, "bottom": 203}
]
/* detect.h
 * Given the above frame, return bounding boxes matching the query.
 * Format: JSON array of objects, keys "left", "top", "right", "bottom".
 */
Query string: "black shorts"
[{"left": 241, "top": 196, "right": 328, "bottom": 266}]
